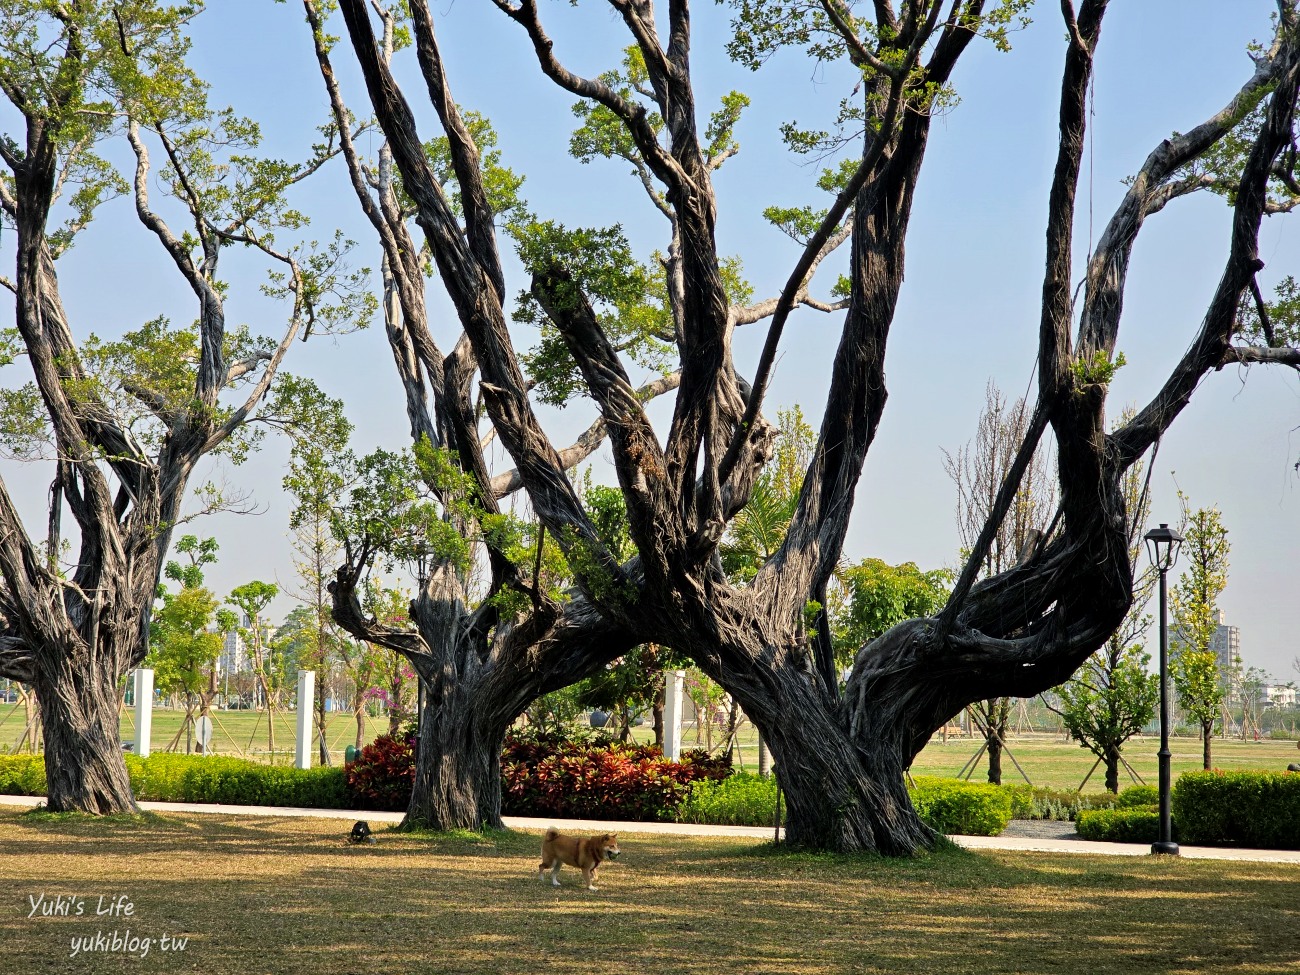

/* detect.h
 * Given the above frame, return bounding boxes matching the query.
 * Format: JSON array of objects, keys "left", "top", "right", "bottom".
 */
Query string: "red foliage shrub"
[
  {"left": 343, "top": 729, "right": 733, "bottom": 820},
  {"left": 500, "top": 732, "right": 732, "bottom": 821},
  {"left": 344, "top": 729, "right": 416, "bottom": 812}
]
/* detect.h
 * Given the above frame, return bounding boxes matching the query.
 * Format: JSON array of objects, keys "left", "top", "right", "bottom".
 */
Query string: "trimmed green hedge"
[
  {"left": 677, "top": 776, "right": 1017, "bottom": 836},
  {"left": 0, "top": 755, "right": 46, "bottom": 796},
  {"left": 131, "top": 756, "right": 349, "bottom": 808},
  {"left": 676, "top": 773, "right": 777, "bottom": 827},
  {"left": 1174, "top": 770, "right": 1300, "bottom": 848},
  {"left": 910, "top": 779, "right": 1013, "bottom": 837},
  {"left": 0, "top": 754, "right": 349, "bottom": 809},
  {"left": 1075, "top": 806, "right": 1160, "bottom": 843},
  {"left": 1116, "top": 785, "right": 1159, "bottom": 809}
]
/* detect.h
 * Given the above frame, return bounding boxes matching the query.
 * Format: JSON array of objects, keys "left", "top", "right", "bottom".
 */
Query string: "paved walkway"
[{"left": 2, "top": 794, "right": 1297, "bottom": 863}]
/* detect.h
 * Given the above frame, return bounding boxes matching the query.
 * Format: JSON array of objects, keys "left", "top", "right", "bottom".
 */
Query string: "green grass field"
[
  {"left": 650, "top": 724, "right": 1300, "bottom": 792},
  {"left": 4, "top": 698, "right": 1295, "bottom": 791},
  {"left": 1, "top": 810, "right": 1295, "bottom": 974},
  {"left": 0, "top": 703, "right": 394, "bottom": 766}
]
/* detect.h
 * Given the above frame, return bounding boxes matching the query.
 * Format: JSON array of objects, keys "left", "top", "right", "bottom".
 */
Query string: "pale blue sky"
[{"left": 3, "top": 1, "right": 1297, "bottom": 678}]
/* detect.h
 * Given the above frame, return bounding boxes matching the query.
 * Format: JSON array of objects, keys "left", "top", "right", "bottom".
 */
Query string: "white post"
[
  {"left": 133, "top": 668, "right": 153, "bottom": 759},
  {"left": 295, "top": 670, "right": 315, "bottom": 770},
  {"left": 663, "top": 669, "right": 685, "bottom": 760}
]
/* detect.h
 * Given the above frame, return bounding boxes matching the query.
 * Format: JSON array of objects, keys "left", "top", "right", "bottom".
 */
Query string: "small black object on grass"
[{"left": 349, "top": 820, "right": 376, "bottom": 844}]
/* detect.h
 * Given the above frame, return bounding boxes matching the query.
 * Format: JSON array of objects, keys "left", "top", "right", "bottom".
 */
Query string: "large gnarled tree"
[
  {"left": 330, "top": 0, "right": 1300, "bottom": 851},
  {"left": 0, "top": 0, "right": 360, "bottom": 812}
]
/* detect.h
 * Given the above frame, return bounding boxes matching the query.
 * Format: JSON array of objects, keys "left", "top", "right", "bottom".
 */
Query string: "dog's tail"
[{"left": 543, "top": 827, "right": 559, "bottom": 841}]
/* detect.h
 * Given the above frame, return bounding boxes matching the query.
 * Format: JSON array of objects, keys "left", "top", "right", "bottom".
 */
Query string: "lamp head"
[{"left": 1143, "top": 523, "right": 1184, "bottom": 572}]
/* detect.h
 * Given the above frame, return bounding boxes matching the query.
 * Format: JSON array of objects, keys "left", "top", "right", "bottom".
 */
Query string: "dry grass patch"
[{"left": 0, "top": 810, "right": 1296, "bottom": 974}]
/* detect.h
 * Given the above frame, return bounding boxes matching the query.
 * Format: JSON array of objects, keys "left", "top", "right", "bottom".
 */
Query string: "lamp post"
[
  {"left": 406, "top": 540, "right": 436, "bottom": 741},
  {"left": 1144, "top": 522, "right": 1184, "bottom": 856}
]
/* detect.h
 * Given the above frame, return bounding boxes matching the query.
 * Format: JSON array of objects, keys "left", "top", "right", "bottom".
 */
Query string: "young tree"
[
  {"left": 326, "top": 0, "right": 1300, "bottom": 851},
  {"left": 0, "top": 1, "right": 364, "bottom": 812},
  {"left": 147, "top": 535, "right": 228, "bottom": 752},
  {"left": 833, "top": 560, "right": 951, "bottom": 668},
  {"left": 944, "top": 382, "right": 1056, "bottom": 783},
  {"left": 1170, "top": 502, "right": 1231, "bottom": 769},
  {"left": 1234, "top": 665, "right": 1270, "bottom": 741},
  {"left": 282, "top": 382, "right": 356, "bottom": 764},
  {"left": 227, "top": 581, "right": 282, "bottom": 756}
]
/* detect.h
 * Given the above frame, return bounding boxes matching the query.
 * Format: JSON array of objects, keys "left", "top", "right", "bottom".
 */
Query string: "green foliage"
[
  {"left": 123, "top": 754, "right": 349, "bottom": 808},
  {"left": 0, "top": 752, "right": 351, "bottom": 808},
  {"left": 721, "top": 406, "right": 815, "bottom": 581},
  {"left": 725, "top": 0, "right": 1032, "bottom": 69},
  {"left": 1070, "top": 349, "right": 1126, "bottom": 387},
  {"left": 909, "top": 779, "right": 1013, "bottom": 837},
  {"left": 577, "top": 643, "right": 674, "bottom": 741},
  {"left": 1116, "top": 785, "right": 1160, "bottom": 808},
  {"left": 1174, "top": 770, "right": 1300, "bottom": 849},
  {"left": 1056, "top": 643, "right": 1158, "bottom": 790},
  {"left": 581, "top": 473, "right": 637, "bottom": 563},
  {"left": 833, "top": 559, "right": 950, "bottom": 658},
  {"left": 228, "top": 580, "right": 278, "bottom": 621},
  {"left": 1182, "top": 91, "right": 1300, "bottom": 213},
  {"left": 165, "top": 534, "right": 219, "bottom": 590},
  {"left": 0, "top": 755, "right": 48, "bottom": 795},
  {"left": 425, "top": 110, "right": 525, "bottom": 221},
  {"left": 513, "top": 220, "right": 675, "bottom": 407},
  {"left": 568, "top": 47, "right": 662, "bottom": 170},
  {"left": 148, "top": 535, "right": 225, "bottom": 698},
  {"left": 997, "top": 786, "right": 1119, "bottom": 822},
  {"left": 1169, "top": 499, "right": 1230, "bottom": 743},
  {"left": 523, "top": 683, "right": 590, "bottom": 736},
  {"left": 334, "top": 444, "right": 471, "bottom": 577},
  {"left": 0, "top": 381, "right": 50, "bottom": 460},
  {"left": 148, "top": 585, "right": 224, "bottom": 697},
  {"left": 1236, "top": 275, "right": 1300, "bottom": 346},
  {"left": 1074, "top": 806, "right": 1160, "bottom": 843},
  {"left": 676, "top": 772, "right": 779, "bottom": 827}
]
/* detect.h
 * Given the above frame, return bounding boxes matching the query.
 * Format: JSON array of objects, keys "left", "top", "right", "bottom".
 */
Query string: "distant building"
[
  {"left": 1208, "top": 609, "right": 1240, "bottom": 673},
  {"left": 1261, "top": 684, "right": 1297, "bottom": 708},
  {"left": 215, "top": 613, "right": 254, "bottom": 677},
  {"left": 219, "top": 627, "right": 247, "bottom": 677}
]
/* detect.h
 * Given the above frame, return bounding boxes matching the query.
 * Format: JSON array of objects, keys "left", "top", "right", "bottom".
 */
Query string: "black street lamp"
[
  {"left": 1144, "top": 522, "right": 1184, "bottom": 856},
  {"left": 405, "top": 539, "right": 436, "bottom": 740}
]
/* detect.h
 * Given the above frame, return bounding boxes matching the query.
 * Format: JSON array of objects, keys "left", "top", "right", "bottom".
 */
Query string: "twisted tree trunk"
[
  {"left": 405, "top": 679, "right": 509, "bottom": 830},
  {"left": 1104, "top": 745, "right": 1120, "bottom": 794},
  {"left": 36, "top": 658, "right": 136, "bottom": 814}
]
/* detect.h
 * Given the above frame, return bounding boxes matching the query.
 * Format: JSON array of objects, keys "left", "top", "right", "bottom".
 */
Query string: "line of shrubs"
[
  {"left": 0, "top": 730, "right": 734, "bottom": 820},
  {"left": 1076, "top": 771, "right": 1300, "bottom": 848},
  {"left": 4, "top": 740, "right": 1296, "bottom": 847},
  {"left": 0, "top": 752, "right": 350, "bottom": 809},
  {"left": 679, "top": 774, "right": 1020, "bottom": 836}
]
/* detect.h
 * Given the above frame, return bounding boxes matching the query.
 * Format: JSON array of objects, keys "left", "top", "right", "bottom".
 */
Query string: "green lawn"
[
  {"left": 0, "top": 703, "right": 393, "bottom": 765},
  {"left": 0, "top": 810, "right": 1295, "bottom": 974},
  {"left": 643, "top": 724, "right": 1300, "bottom": 791},
  {"left": 908, "top": 732, "right": 1300, "bottom": 790}
]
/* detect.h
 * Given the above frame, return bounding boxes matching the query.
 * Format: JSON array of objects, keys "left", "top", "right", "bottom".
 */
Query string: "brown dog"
[{"left": 538, "top": 827, "right": 621, "bottom": 890}]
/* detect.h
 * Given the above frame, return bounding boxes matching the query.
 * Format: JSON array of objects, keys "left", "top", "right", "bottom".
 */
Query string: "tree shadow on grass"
[{"left": 2, "top": 813, "right": 1298, "bottom": 974}]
